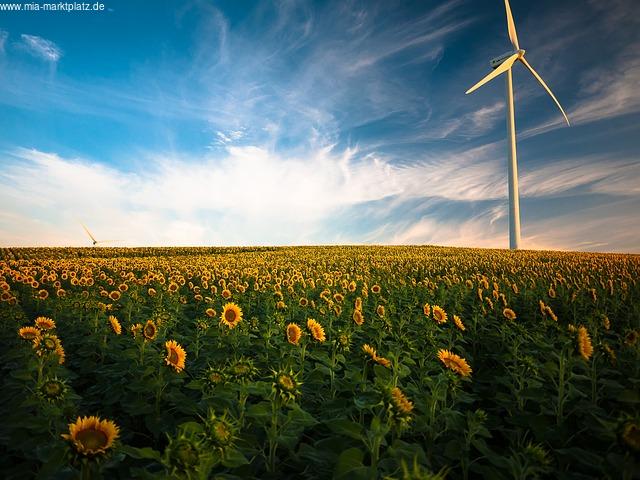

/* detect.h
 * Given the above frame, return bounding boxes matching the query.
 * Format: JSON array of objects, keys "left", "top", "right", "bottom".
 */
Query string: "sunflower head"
[
  {"left": 39, "top": 377, "right": 68, "bottom": 402},
  {"left": 437, "top": 349, "right": 472, "bottom": 377},
  {"left": 204, "top": 410, "right": 237, "bottom": 449},
  {"left": 503, "top": 308, "right": 517, "bottom": 321},
  {"left": 286, "top": 323, "right": 302, "bottom": 345},
  {"left": 390, "top": 386, "right": 414, "bottom": 418},
  {"left": 306, "top": 318, "right": 326, "bottom": 342},
  {"left": 108, "top": 315, "right": 122, "bottom": 335},
  {"left": 423, "top": 303, "right": 431, "bottom": 317},
  {"left": 272, "top": 369, "right": 302, "bottom": 403},
  {"left": 227, "top": 357, "right": 258, "bottom": 381},
  {"left": 432, "top": 305, "right": 447, "bottom": 324},
  {"left": 19, "top": 326, "right": 41, "bottom": 340},
  {"left": 35, "top": 316, "right": 56, "bottom": 330},
  {"left": 336, "top": 331, "right": 352, "bottom": 352},
  {"left": 61, "top": 416, "right": 119, "bottom": 456},
  {"left": 577, "top": 326, "right": 594, "bottom": 361},
  {"left": 164, "top": 434, "right": 203, "bottom": 475},
  {"left": 204, "top": 366, "right": 227, "bottom": 390},
  {"left": 164, "top": 340, "right": 187, "bottom": 373},
  {"left": 352, "top": 309, "right": 364, "bottom": 326},
  {"left": 143, "top": 320, "right": 157, "bottom": 341},
  {"left": 130, "top": 323, "right": 143, "bottom": 338},
  {"left": 220, "top": 302, "right": 243, "bottom": 329},
  {"left": 33, "top": 333, "right": 62, "bottom": 357},
  {"left": 453, "top": 315, "right": 466, "bottom": 331},
  {"left": 622, "top": 421, "right": 640, "bottom": 451},
  {"left": 205, "top": 307, "right": 216, "bottom": 318}
]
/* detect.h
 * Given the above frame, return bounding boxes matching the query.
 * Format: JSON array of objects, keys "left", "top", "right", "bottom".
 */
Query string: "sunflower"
[
  {"left": 35, "top": 316, "right": 56, "bottom": 330},
  {"left": 108, "top": 315, "right": 122, "bottom": 335},
  {"left": 220, "top": 303, "right": 243, "bottom": 329},
  {"left": 273, "top": 369, "right": 302, "bottom": 403},
  {"left": 544, "top": 306, "right": 558, "bottom": 322},
  {"left": 453, "top": 315, "right": 466, "bottom": 331},
  {"left": 352, "top": 309, "right": 364, "bottom": 326},
  {"left": 61, "top": 416, "right": 120, "bottom": 456},
  {"left": 205, "top": 411, "right": 237, "bottom": 449},
  {"left": 143, "top": 319, "right": 157, "bottom": 341},
  {"left": 286, "top": 323, "right": 302, "bottom": 345},
  {"left": 376, "top": 305, "right": 385, "bottom": 317},
  {"left": 503, "top": 308, "right": 517, "bottom": 321},
  {"left": 19, "top": 326, "right": 40, "bottom": 340},
  {"left": 432, "top": 305, "right": 447, "bottom": 324},
  {"left": 227, "top": 357, "right": 258, "bottom": 381},
  {"left": 437, "top": 349, "right": 472, "bottom": 377},
  {"left": 56, "top": 345, "right": 66, "bottom": 365},
  {"left": 165, "top": 340, "right": 187, "bottom": 373},
  {"left": 221, "top": 288, "right": 232, "bottom": 299},
  {"left": 423, "top": 303, "right": 431, "bottom": 317},
  {"left": 39, "top": 377, "right": 68, "bottom": 402},
  {"left": 298, "top": 297, "right": 309, "bottom": 307},
  {"left": 109, "top": 290, "right": 121, "bottom": 301},
  {"left": 37, "top": 289, "right": 49, "bottom": 300},
  {"left": 33, "top": 333, "right": 61, "bottom": 356},
  {"left": 148, "top": 287, "right": 157, "bottom": 297},
  {"left": 375, "top": 355, "right": 392, "bottom": 368},
  {"left": 130, "top": 323, "right": 142, "bottom": 338},
  {"left": 306, "top": 318, "right": 326, "bottom": 342},
  {"left": 622, "top": 421, "right": 640, "bottom": 451},
  {"left": 391, "top": 387, "right": 414, "bottom": 415},
  {"left": 539, "top": 300, "right": 547, "bottom": 315},
  {"left": 168, "top": 282, "right": 179, "bottom": 293},
  {"left": 362, "top": 343, "right": 377, "bottom": 360},
  {"left": 602, "top": 315, "right": 610, "bottom": 330},
  {"left": 354, "top": 297, "right": 362, "bottom": 311},
  {"left": 371, "top": 284, "right": 381, "bottom": 294},
  {"left": 205, "top": 308, "right": 216, "bottom": 318},
  {"left": 577, "top": 326, "right": 593, "bottom": 361}
]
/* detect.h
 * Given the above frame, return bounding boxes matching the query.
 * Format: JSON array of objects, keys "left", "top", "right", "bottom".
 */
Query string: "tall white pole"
[{"left": 506, "top": 68, "right": 521, "bottom": 250}]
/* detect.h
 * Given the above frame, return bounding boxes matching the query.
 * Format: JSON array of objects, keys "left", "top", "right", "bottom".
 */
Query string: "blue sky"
[{"left": 1, "top": 0, "right": 639, "bottom": 251}]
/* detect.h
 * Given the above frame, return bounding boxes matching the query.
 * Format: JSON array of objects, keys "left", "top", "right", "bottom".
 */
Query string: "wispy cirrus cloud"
[
  {"left": 1, "top": 146, "right": 638, "bottom": 250},
  {"left": 19, "top": 34, "right": 63, "bottom": 62}
]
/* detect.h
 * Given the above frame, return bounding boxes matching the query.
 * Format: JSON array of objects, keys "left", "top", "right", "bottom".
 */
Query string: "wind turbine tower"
[{"left": 466, "top": 0, "right": 570, "bottom": 249}]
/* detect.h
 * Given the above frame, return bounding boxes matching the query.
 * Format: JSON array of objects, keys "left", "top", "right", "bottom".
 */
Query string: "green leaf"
[
  {"left": 325, "top": 419, "right": 364, "bottom": 441},
  {"left": 221, "top": 448, "right": 249, "bottom": 468},
  {"left": 333, "top": 447, "right": 365, "bottom": 479},
  {"left": 120, "top": 445, "right": 162, "bottom": 462}
]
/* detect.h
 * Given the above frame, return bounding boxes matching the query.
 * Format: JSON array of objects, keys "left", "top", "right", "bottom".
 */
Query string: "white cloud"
[
  {"left": 1, "top": 146, "right": 638, "bottom": 250},
  {"left": 20, "top": 34, "right": 62, "bottom": 62}
]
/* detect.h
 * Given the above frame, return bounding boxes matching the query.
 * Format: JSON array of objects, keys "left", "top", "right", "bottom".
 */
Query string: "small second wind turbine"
[
  {"left": 81, "top": 223, "right": 120, "bottom": 246},
  {"left": 466, "top": 0, "right": 570, "bottom": 250}
]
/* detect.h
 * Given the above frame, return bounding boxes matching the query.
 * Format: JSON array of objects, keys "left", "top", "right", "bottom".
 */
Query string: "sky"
[{"left": 0, "top": 0, "right": 639, "bottom": 251}]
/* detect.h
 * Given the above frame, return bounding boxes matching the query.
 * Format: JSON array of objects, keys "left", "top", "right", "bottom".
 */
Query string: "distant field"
[{"left": 1, "top": 246, "right": 639, "bottom": 479}]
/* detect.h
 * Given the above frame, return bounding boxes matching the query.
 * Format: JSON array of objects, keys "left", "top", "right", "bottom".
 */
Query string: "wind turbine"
[
  {"left": 466, "top": 0, "right": 569, "bottom": 250},
  {"left": 81, "top": 223, "right": 120, "bottom": 246}
]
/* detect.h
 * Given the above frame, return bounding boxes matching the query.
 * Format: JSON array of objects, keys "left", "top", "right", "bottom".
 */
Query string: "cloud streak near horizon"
[{"left": 0, "top": 0, "right": 639, "bottom": 251}]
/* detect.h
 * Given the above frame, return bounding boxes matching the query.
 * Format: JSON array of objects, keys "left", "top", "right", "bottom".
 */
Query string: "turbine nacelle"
[{"left": 490, "top": 49, "right": 525, "bottom": 69}]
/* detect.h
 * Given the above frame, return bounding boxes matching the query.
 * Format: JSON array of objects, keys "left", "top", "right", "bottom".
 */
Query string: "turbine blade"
[
  {"left": 465, "top": 53, "right": 519, "bottom": 94},
  {"left": 81, "top": 223, "right": 97, "bottom": 243},
  {"left": 504, "top": 0, "right": 520, "bottom": 50},
  {"left": 519, "top": 57, "right": 570, "bottom": 125}
]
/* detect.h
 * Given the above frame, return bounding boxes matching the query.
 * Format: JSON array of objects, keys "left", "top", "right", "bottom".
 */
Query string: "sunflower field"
[{"left": 0, "top": 245, "right": 638, "bottom": 479}]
